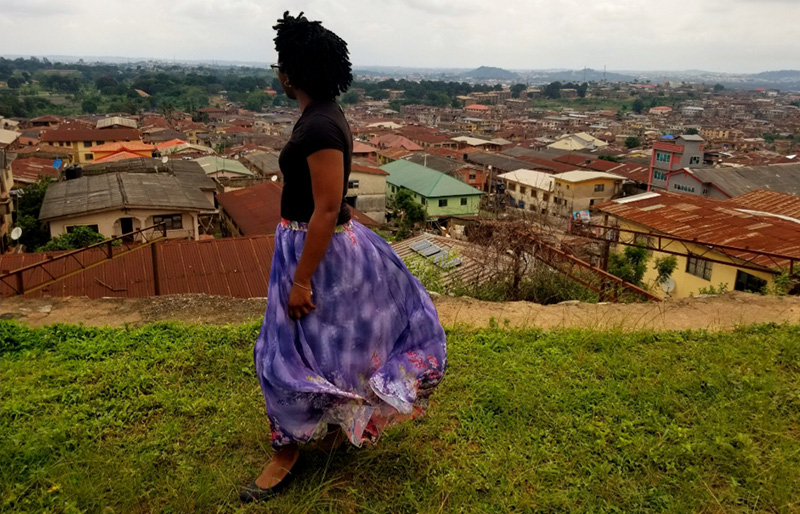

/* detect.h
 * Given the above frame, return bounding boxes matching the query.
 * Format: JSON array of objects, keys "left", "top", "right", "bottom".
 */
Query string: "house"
[
  {"left": 648, "top": 134, "right": 704, "bottom": 190},
  {"left": 96, "top": 117, "right": 137, "bottom": 130},
  {"left": 90, "top": 141, "right": 156, "bottom": 163},
  {"left": 216, "top": 181, "right": 379, "bottom": 237},
  {"left": 666, "top": 163, "right": 800, "bottom": 199},
  {"left": 405, "top": 153, "right": 488, "bottom": 191},
  {"left": 194, "top": 156, "right": 255, "bottom": 179},
  {"left": 10, "top": 157, "right": 63, "bottom": 187},
  {"left": 39, "top": 127, "right": 141, "bottom": 164},
  {"left": 551, "top": 170, "right": 625, "bottom": 216},
  {"left": 497, "top": 169, "right": 555, "bottom": 216},
  {"left": 0, "top": 129, "right": 20, "bottom": 149},
  {"left": 547, "top": 132, "right": 609, "bottom": 152},
  {"left": 39, "top": 159, "right": 216, "bottom": 242},
  {"left": 451, "top": 136, "right": 511, "bottom": 152},
  {"left": 381, "top": 160, "right": 483, "bottom": 219},
  {"left": 241, "top": 150, "right": 282, "bottom": 180},
  {"left": 348, "top": 162, "right": 388, "bottom": 223},
  {"left": 597, "top": 190, "right": 800, "bottom": 298}
]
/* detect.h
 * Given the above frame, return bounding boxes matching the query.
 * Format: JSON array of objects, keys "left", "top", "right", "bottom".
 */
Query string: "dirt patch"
[{"left": 2, "top": 292, "right": 799, "bottom": 331}]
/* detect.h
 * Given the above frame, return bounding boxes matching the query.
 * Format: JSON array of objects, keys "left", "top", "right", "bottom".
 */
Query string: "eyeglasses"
[{"left": 270, "top": 63, "right": 282, "bottom": 75}]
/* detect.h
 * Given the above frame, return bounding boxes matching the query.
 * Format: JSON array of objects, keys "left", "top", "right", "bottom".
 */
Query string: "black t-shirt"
[{"left": 279, "top": 100, "right": 353, "bottom": 224}]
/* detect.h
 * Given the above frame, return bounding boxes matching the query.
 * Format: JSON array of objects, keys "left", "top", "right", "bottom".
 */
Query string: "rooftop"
[{"left": 381, "top": 160, "right": 483, "bottom": 198}]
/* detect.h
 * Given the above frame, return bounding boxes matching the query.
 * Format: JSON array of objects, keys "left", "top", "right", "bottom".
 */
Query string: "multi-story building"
[
  {"left": 648, "top": 134, "right": 704, "bottom": 190},
  {"left": 40, "top": 128, "right": 141, "bottom": 164}
]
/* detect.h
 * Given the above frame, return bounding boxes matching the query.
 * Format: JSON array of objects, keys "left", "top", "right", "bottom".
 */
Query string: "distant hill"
[{"left": 461, "top": 66, "right": 520, "bottom": 81}]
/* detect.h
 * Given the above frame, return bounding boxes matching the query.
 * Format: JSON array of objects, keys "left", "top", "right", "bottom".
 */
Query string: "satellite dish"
[
  {"left": 11, "top": 227, "right": 22, "bottom": 240},
  {"left": 161, "top": 156, "right": 169, "bottom": 164},
  {"left": 661, "top": 278, "right": 676, "bottom": 294},
  {"left": 270, "top": 175, "right": 278, "bottom": 182}
]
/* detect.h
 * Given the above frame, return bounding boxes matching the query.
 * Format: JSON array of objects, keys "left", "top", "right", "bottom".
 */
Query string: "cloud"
[{"left": 0, "top": 0, "right": 797, "bottom": 73}]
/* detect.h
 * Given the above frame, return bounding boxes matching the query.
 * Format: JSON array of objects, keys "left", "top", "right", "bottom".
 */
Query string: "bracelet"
[{"left": 293, "top": 281, "right": 313, "bottom": 293}]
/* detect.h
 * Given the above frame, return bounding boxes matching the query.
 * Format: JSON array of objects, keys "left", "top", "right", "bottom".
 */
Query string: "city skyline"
[{"left": 0, "top": 0, "right": 798, "bottom": 74}]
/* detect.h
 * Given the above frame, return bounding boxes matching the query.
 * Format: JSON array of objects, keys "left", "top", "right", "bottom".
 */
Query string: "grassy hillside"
[{"left": 2, "top": 321, "right": 799, "bottom": 513}]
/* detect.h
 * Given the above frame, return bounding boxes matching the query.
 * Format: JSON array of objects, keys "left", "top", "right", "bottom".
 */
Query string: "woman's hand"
[{"left": 288, "top": 282, "right": 316, "bottom": 320}]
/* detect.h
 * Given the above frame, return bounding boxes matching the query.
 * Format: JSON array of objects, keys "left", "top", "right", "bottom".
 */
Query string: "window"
[
  {"left": 469, "top": 173, "right": 476, "bottom": 180},
  {"left": 65, "top": 141, "right": 72, "bottom": 147},
  {"left": 83, "top": 141, "right": 92, "bottom": 147},
  {"left": 530, "top": 190, "right": 537, "bottom": 199},
  {"left": 589, "top": 199, "right": 595, "bottom": 206},
  {"left": 655, "top": 151, "right": 671, "bottom": 163},
  {"left": 734, "top": 270, "right": 767, "bottom": 293},
  {"left": 594, "top": 184, "right": 605, "bottom": 192},
  {"left": 153, "top": 214, "right": 183, "bottom": 230},
  {"left": 520, "top": 186, "right": 527, "bottom": 195},
  {"left": 566, "top": 185, "right": 570, "bottom": 190},
  {"left": 518, "top": 201, "right": 525, "bottom": 209},
  {"left": 686, "top": 255, "right": 712, "bottom": 281},
  {"left": 85, "top": 154, "right": 94, "bottom": 161},
  {"left": 348, "top": 180, "right": 359, "bottom": 189},
  {"left": 438, "top": 199, "right": 448, "bottom": 207},
  {"left": 391, "top": 185, "right": 396, "bottom": 193},
  {"left": 508, "top": 183, "right": 516, "bottom": 192},
  {"left": 689, "top": 156, "right": 701, "bottom": 165},
  {"left": 543, "top": 193, "right": 549, "bottom": 202},
  {"left": 66, "top": 224, "right": 99, "bottom": 233},
  {"left": 460, "top": 198, "right": 467, "bottom": 206},
  {"left": 654, "top": 171, "right": 667, "bottom": 181},
  {"left": 96, "top": 140, "right": 104, "bottom": 145}
]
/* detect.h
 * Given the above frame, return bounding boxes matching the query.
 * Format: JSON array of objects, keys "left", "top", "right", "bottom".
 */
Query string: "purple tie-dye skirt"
[{"left": 254, "top": 219, "right": 447, "bottom": 448}]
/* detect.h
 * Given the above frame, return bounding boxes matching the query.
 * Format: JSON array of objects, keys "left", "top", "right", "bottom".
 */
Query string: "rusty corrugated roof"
[
  {"left": 1, "top": 236, "right": 274, "bottom": 299},
  {"left": 598, "top": 191, "right": 800, "bottom": 269},
  {"left": 730, "top": 189, "right": 800, "bottom": 218}
]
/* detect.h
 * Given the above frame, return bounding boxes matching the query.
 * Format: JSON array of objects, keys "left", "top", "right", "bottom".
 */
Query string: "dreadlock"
[{"left": 273, "top": 11, "right": 353, "bottom": 101}]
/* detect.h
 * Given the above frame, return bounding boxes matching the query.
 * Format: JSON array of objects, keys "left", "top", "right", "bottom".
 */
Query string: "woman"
[{"left": 241, "top": 12, "right": 447, "bottom": 502}]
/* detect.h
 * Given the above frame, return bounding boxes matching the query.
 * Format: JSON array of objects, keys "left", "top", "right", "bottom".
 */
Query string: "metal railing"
[{"left": 0, "top": 223, "right": 167, "bottom": 296}]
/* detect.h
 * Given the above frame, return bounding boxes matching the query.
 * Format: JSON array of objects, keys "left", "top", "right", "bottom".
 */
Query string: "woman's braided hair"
[{"left": 273, "top": 11, "right": 353, "bottom": 101}]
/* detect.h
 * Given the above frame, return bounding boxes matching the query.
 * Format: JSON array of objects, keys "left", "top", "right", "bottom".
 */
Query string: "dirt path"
[{"left": 3, "top": 292, "right": 800, "bottom": 331}]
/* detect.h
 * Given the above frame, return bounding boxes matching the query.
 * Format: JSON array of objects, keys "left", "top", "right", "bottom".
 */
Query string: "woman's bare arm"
[{"left": 287, "top": 148, "right": 345, "bottom": 320}]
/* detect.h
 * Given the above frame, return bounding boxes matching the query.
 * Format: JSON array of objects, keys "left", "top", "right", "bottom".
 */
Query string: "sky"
[{"left": 0, "top": 0, "right": 798, "bottom": 74}]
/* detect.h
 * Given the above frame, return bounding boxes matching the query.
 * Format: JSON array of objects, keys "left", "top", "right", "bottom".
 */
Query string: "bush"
[{"left": 36, "top": 226, "right": 107, "bottom": 252}]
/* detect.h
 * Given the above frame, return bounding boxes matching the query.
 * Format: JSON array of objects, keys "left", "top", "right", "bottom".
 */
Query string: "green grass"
[{"left": 2, "top": 321, "right": 800, "bottom": 513}]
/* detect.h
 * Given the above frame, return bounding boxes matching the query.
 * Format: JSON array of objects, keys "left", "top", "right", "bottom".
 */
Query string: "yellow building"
[
  {"left": 40, "top": 127, "right": 141, "bottom": 164},
  {"left": 552, "top": 171, "right": 624, "bottom": 217},
  {"left": 598, "top": 191, "right": 798, "bottom": 298}
]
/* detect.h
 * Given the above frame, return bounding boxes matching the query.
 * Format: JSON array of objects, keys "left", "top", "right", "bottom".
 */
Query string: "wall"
[
  {"left": 48, "top": 209, "right": 198, "bottom": 241},
  {"left": 554, "top": 178, "right": 622, "bottom": 214}
]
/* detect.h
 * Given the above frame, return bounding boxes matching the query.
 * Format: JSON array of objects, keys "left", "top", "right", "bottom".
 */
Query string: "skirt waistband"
[{"left": 280, "top": 218, "right": 354, "bottom": 233}]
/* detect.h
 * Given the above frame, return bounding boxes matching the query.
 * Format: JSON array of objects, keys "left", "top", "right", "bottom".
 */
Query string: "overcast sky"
[{"left": 0, "top": 0, "right": 798, "bottom": 74}]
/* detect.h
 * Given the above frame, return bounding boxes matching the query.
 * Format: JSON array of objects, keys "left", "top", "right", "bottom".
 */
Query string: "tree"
[
  {"left": 632, "top": 98, "right": 644, "bottom": 114},
  {"left": 624, "top": 136, "right": 642, "bottom": 149},
  {"left": 81, "top": 97, "right": 99, "bottom": 114},
  {"left": 37, "top": 226, "right": 107, "bottom": 252},
  {"left": 713, "top": 83, "right": 725, "bottom": 92},
  {"left": 576, "top": 82, "right": 588, "bottom": 98},
  {"left": 685, "top": 128, "right": 699, "bottom": 135},
  {"left": 510, "top": 83, "right": 527, "bottom": 98},
  {"left": 543, "top": 81, "right": 562, "bottom": 99},
  {"left": 598, "top": 154, "right": 622, "bottom": 163},
  {"left": 341, "top": 90, "right": 360, "bottom": 105},
  {"left": 15, "top": 177, "right": 54, "bottom": 249},
  {"left": 7, "top": 76, "right": 23, "bottom": 89},
  {"left": 608, "top": 245, "right": 650, "bottom": 286},
  {"left": 371, "top": 89, "right": 390, "bottom": 101},
  {"left": 392, "top": 189, "right": 426, "bottom": 240}
]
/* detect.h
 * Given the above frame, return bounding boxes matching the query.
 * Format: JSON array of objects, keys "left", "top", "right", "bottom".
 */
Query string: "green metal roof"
[
  {"left": 194, "top": 156, "right": 254, "bottom": 177},
  {"left": 381, "top": 160, "right": 483, "bottom": 198}
]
